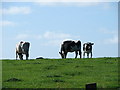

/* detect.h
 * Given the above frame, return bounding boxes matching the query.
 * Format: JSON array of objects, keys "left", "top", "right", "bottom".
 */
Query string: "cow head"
[
  {"left": 90, "top": 43, "right": 94, "bottom": 45},
  {"left": 88, "top": 43, "right": 94, "bottom": 50},
  {"left": 59, "top": 52, "right": 64, "bottom": 59},
  {"left": 20, "top": 41, "right": 24, "bottom": 43},
  {"left": 83, "top": 42, "right": 94, "bottom": 51},
  {"left": 18, "top": 53, "right": 23, "bottom": 60}
]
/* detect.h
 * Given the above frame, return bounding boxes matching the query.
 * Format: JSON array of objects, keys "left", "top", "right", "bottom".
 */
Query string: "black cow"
[
  {"left": 83, "top": 42, "right": 94, "bottom": 58},
  {"left": 59, "top": 40, "right": 82, "bottom": 59}
]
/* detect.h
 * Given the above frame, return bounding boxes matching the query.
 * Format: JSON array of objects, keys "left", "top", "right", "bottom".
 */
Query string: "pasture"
[{"left": 2, "top": 57, "right": 119, "bottom": 89}]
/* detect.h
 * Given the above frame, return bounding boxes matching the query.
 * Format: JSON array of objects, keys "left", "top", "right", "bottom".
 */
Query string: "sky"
[{"left": 0, "top": 0, "right": 119, "bottom": 59}]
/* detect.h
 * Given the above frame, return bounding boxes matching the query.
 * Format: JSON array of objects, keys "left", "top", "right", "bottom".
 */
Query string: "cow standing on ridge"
[
  {"left": 59, "top": 40, "right": 82, "bottom": 59},
  {"left": 16, "top": 41, "right": 30, "bottom": 60},
  {"left": 83, "top": 42, "right": 94, "bottom": 58}
]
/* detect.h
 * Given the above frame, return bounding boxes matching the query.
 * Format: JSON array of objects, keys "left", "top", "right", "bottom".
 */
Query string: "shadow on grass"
[{"left": 5, "top": 78, "right": 22, "bottom": 82}]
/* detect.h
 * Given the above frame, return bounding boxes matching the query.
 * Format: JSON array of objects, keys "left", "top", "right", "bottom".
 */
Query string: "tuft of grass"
[{"left": 2, "top": 57, "right": 119, "bottom": 88}]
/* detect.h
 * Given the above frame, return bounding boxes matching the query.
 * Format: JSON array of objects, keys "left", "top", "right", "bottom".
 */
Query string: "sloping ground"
[{"left": 2, "top": 57, "right": 119, "bottom": 88}]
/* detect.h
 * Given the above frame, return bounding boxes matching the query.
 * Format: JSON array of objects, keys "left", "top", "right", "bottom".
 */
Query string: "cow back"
[
  {"left": 62, "top": 40, "right": 81, "bottom": 52},
  {"left": 22, "top": 42, "right": 30, "bottom": 53}
]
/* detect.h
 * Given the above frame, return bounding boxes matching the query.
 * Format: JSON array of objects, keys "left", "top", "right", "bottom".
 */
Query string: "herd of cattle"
[{"left": 16, "top": 40, "right": 94, "bottom": 60}]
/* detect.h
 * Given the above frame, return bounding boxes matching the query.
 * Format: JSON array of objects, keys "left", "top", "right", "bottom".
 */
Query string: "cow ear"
[
  {"left": 92, "top": 43, "right": 94, "bottom": 45},
  {"left": 59, "top": 52, "right": 61, "bottom": 54}
]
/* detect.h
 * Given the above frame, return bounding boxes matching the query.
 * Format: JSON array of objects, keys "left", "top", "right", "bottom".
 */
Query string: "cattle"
[
  {"left": 83, "top": 42, "right": 94, "bottom": 58},
  {"left": 59, "top": 40, "right": 82, "bottom": 59},
  {"left": 16, "top": 41, "right": 30, "bottom": 60}
]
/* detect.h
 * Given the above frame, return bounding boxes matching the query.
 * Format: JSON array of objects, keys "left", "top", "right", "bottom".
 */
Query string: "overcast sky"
[{"left": 1, "top": 1, "right": 119, "bottom": 59}]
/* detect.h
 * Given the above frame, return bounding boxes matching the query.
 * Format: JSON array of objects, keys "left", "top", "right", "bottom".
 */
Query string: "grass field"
[{"left": 2, "top": 57, "right": 119, "bottom": 89}]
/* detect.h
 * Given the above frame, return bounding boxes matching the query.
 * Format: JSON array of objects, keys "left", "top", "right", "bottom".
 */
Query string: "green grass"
[{"left": 2, "top": 57, "right": 119, "bottom": 88}]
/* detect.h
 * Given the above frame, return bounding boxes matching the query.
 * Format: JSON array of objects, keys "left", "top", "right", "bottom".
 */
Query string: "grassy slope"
[{"left": 2, "top": 58, "right": 119, "bottom": 88}]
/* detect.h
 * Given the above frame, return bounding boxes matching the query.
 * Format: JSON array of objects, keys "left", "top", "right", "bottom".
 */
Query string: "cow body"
[
  {"left": 83, "top": 42, "right": 94, "bottom": 58},
  {"left": 16, "top": 41, "right": 30, "bottom": 60},
  {"left": 59, "top": 40, "right": 82, "bottom": 59}
]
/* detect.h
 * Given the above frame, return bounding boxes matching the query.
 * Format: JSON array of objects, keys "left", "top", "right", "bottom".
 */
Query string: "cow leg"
[
  {"left": 75, "top": 51, "right": 78, "bottom": 58},
  {"left": 87, "top": 53, "right": 89, "bottom": 58},
  {"left": 21, "top": 54, "right": 23, "bottom": 60},
  {"left": 16, "top": 52, "right": 18, "bottom": 60},
  {"left": 79, "top": 50, "right": 82, "bottom": 58},
  {"left": 20, "top": 54, "right": 23, "bottom": 60},
  {"left": 91, "top": 52, "right": 92, "bottom": 58},
  {"left": 18, "top": 53, "right": 23, "bottom": 60},
  {"left": 64, "top": 52, "right": 67, "bottom": 59},
  {"left": 26, "top": 53, "right": 29, "bottom": 60},
  {"left": 83, "top": 52, "right": 85, "bottom": 58}
]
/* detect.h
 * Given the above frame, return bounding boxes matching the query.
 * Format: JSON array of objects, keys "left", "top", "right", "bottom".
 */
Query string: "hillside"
[{"left": 2, "top": 57, "right": 119, "bottom": 89}]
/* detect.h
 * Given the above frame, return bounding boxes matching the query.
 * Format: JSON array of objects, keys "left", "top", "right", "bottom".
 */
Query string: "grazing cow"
[
  {"left": 59, "top": 40, "right": 82, "bottom": 59},
  {"left": 83, "top": 42, "right": 94, "bottom": 58},
  {"left": 16, "top": 41, "right": 30, "bottom": 60}
]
